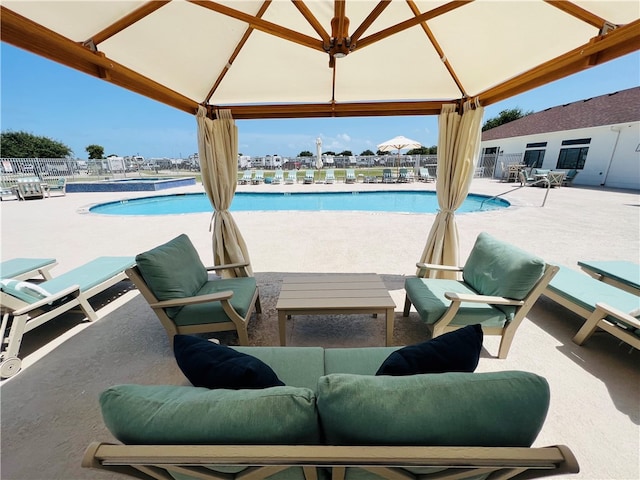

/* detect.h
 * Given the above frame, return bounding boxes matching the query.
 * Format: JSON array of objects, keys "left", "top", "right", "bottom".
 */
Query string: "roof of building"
[{"left": 482, "top": 86, "right": 640, "bottom": 141}]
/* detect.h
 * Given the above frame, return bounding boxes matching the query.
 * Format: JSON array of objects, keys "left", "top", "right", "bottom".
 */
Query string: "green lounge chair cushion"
[
  {"left": 548, "top": 267, "right": 640, "bottom": 332},
  {"left": 135, "top": 234, "right": 208, "bottom": 316},
  {"left": 404, "top": 278, "right": 507, "bottom": 327},
  {"left": 40, "top": 256, "right": 134, "bottom": 293},
  {"left": 172, "top": 276, "right": 257, "bottom": 324},
  {"left": 463, "top": 232, "right": 545, "bottom": 316},
  {"left": 100, "top": 384, "right": 320, "bottom": 445},
  {"left": 0, "top": 279, "right": 51, "bottom": 304},
  {"left": 317, "top": 371, "right": 549, "bottom": 447}
]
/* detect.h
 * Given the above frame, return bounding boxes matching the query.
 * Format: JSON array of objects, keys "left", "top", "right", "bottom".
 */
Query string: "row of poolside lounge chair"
[
  {"left": 238, "top": 167, "right": 437, "bottom": 185},
  {"left": 0, "top": 256, "right": 135, "bottom": 378}
]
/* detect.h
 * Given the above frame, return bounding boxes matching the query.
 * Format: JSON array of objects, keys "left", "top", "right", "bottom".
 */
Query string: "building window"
[
  {"left": 561, "top": 138, "right": 591, "bottom": 146},
  {"left": 557, "top": 147, "right": 588, "bottom": 169},
  {"left": 523, "top": 149, "right": 545, "bottom": 168},
  {"left": 525, "top": 142, "right": 547, "bottom": 148}
]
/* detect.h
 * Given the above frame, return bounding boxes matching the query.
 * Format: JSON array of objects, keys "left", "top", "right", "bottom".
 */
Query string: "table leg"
[
  {"left": 278, "top": 310, "right": 287, "bottom": 346},
  {"left": 385, "top": 308, "right": 395, "bottom": 346}
]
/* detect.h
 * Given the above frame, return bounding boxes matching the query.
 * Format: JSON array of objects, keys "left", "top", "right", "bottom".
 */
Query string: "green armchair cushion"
[
  {"left": 173, "top": 335, "right": 284, "bottom": 389},
  {"left": 404, "top": 277, "right": 507, "bottom": 326},
  {"left": 172, "top": 277, "right": 257, "bottom": 325},
  {"left": 100, "top": 384, "right": 319, "bottom": 445},
  {"left": 376, "top": 324, "right": 483, "bottom": 375},
  {"left": 463, "top": 232, "right": 545, "bottom": 307},
  {"left": 317, "top": 371, "right": 549, "bottom": 447},
  {"left": 135, "top": 234, "right": 208, "bottom": 318}
]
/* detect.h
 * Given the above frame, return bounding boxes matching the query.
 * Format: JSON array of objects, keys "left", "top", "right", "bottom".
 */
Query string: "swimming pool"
[{"left": 89, "top": 191, "right": 509, "bottom": 215}]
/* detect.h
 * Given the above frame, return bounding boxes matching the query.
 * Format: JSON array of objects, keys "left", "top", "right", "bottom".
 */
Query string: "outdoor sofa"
[{"left": 84, "top": 337, "right": 578, "bottom": 480}]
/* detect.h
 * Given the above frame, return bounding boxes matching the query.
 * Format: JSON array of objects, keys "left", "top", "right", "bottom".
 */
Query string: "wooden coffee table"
[{"left": 276, "top": 274, "right": 396, "bottom": 346}]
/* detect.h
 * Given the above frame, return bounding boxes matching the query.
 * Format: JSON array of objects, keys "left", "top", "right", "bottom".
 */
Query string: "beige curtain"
[
  {"left": 196, "top": 106, "right": 252, "bottom": 277},
  {"left": 418, "top": 100, "right": 484, "bottom": 278}
]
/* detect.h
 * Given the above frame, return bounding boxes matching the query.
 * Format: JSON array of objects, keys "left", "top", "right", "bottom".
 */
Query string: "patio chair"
[
  {"left": 272, "top": 169, "right": 284, "bottom": 184},
  {"left": 418, "top": 167, "right": 435, "bottom": 182},
  {"left": 0, "top": 257, "right": 57, "bottom": 281},
  {"left": 285, "top": 170, "right": 297, "bottom": 184},
  {"left": 398, "top": 168, "right": 413, "bottom": 183},
  {"left": 251, "top": 170, "right": 264, "bottom": 185},
  {"left": 403, "top": 232, "right": 558, "bottom": 359},
  {"left": 238, "top": 170, "right": 252, "bottom": 185},
  {"left": 0, "top": 256, "right": 135, "bottom": 378},
  {"left": 544, "top": 267, "right": 640, "bottom": 351},
  {"left": 16, "top": 177, "right": 45, "bottom": 200},
  {"left": 46, "top": 177, "right": 66, "bottom": 196},
  {"left": 578, "top": 260, "right": 640, "bottom": 295},
  {"left": 324, "top": 169, "right": 336, "bottom": 184},
  {"left": 127, "top": 234, "right": 261, "bottom": 346},
  {"left": 303, "top": 170, "right": 315, "bottom": 184},
  {"left": 563, "top": 169, "right": 579, "bottom": 186},
  {"left": 382, "top": 168, "right": 395, "bottom": 183},
  {"left": 345, "top": 169, "right": 356, "bottom": 184}
]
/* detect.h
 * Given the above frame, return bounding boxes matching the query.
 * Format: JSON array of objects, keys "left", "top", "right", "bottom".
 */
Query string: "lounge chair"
[
  {"left": 238, "top": 170, "right": 252, "bottom": 185},
  {"left": 272, "top": 169, "right": 284, "bottom": 184},
  {"left": 403, "top": 232, "right": 558, "bottom": 359},
  {"left": 324, "top": 169, "right": 336, "bottom": 184},
  {"left": 303, "top": 170, "right": 315, "bottom": 184},
  {"left": 563, "top": 169, "right": 579, "bottom": 186},
  {"left": 578, "top": 260, "right": 640, "bottom": 295},
  {"left": 285, "top": 170, "right": 297, "bottom": 184},
  {"left": 544, "top": 266, "right": 640, "bottom": 351},
  {"left": 418, "top": 167, "right": 435, "bottom": 182},
  {"left": 382, "top": 168, "right": 395, "bottom": 183},
  {"left": 45, "top": 177, "right": 66, "bottom": 196},
  {"left": 16, "top": 177, "right": 45, "bottom": 200},
  {"left": 251, "top": 170, "right": 264, "bottom": 185},
  {"left": 0, "top": 257, "right": 57, "bottom": 281},
  {"left": 345, "top": 169, "right": 356, "bottom": 184},
  {"left": 0, "top": 256, "right": 135, "bottom": 378},
  {"left": 398, "top": 168, "right": 413, "bottom": 183},
  {"left": 126, "top": 234, "right": 261, "bottom": 346}
]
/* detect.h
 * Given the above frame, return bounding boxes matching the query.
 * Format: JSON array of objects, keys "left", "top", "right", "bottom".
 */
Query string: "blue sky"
[{"left": 1, "top": 43, "right": 638, "bottom": 160}]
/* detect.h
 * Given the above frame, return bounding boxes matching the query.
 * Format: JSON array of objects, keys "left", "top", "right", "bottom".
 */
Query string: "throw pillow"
[
  {"left": 376, "top": 324, "right": 483, "bottom": 375},
  {"left": 173, "top": 334, "right": 285, "bottom": 389}
]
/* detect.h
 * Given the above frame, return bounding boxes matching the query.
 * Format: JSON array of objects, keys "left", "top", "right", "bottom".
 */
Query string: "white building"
[{"left": 481, "top": 87, "right": 640, "bottom": 190}]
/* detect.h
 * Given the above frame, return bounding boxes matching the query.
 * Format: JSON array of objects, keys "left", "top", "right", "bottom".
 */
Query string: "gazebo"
[{"left": 2, "top": 1, "right": 638, "bottom": 271}]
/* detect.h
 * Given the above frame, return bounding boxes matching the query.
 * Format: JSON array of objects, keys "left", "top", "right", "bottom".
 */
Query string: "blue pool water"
[{"left": 90, "top": 191, "right": 509, "bottom": 215}]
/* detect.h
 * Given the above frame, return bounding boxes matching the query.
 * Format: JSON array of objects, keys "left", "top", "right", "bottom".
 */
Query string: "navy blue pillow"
[
  {"left": 376, "top": 324, "right": 483, "bottom": 376},
  {"left": 173, "top": 335, "right": 285, "bottom": 389}
]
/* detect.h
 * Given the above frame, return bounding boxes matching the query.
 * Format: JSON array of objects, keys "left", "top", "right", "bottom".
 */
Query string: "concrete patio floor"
[{"left": 0, "top": 176, "right": 638, "bottom": 480}]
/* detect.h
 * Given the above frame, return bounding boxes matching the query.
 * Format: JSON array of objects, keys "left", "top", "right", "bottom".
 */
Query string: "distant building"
[{"left": 480, "top": 87, "right": 640, "bottom": 190}]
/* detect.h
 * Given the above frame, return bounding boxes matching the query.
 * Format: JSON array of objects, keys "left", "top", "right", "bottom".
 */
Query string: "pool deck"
[{"left": 0, "top": 177, "right": 639, "bottom": 480}]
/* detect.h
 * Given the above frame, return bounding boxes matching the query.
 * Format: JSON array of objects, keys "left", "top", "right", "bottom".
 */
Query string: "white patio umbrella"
[
  {"left": 315, "top": 137, "right": 323, "bottom": 170},
  {"left": 377, "top": 135, "right": 422, "bottom": 176}
]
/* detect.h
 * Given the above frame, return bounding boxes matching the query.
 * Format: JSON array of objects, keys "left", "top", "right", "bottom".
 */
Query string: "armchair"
[
  {"left": 403, "top": 233, "right": 558, "bottom": 358},
  {"left": 128, "top": 234, "right": 261, "bottom": 345}
]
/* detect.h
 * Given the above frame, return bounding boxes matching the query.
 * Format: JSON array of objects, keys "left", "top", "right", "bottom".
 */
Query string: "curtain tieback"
[{"left": 438, "top": 208, "right": 455, "bottom": 215}]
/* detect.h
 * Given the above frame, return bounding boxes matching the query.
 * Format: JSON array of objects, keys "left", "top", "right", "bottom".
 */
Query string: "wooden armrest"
[
  {"left": 206, "top": 262, "right": 249, "bottom": 271},
  {"left": 445, "top": 292, "right": 524, "bottom": 306},
  {"left": 594, "top": 302, "right": 640, "bottom": 328},
  {"left": 12, "top": 285, "right": 81, "bottom": 315},
  {"left": 150, "top": 291, "right": 234, "bottom": 309}
]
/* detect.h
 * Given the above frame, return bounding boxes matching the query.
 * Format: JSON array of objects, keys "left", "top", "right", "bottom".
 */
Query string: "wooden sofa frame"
[
  {"left": 83, "top": 443, "right": 579, "bottom": 480},
  {"left": 126, "top": 262, "right": 261, "bottom": 346}
]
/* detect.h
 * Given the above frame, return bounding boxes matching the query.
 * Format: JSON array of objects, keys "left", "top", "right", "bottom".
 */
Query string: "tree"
[
  {"left": 360, "top": 149, "right": 375, "bottom": 156},
  {"left": 339, "top": 150, "right": 352, "bottom": 156},
  {"left": 298, "top": 150, "right": 313, "bottom": 157},
  {"left": 482, "top": 107, "right": 532, "bottom": 131},
  {"left": 1, "top": 130, "right": 72, "bottom": 158},
  {"left": 324, "top": 151, "right": 336, "bottom": 156},
  {"left": 86, "top": 144, "right": 105, "bottom": 159}
]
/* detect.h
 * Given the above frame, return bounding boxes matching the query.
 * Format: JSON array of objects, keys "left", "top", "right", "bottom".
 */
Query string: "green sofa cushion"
[
  {"left": 172, "top": 277, "right": 257, "bottom": 325},
  {"left": 404, "top": 277, "right": 507, "bottom": 326},
  {"left": 100, "top": 384, "right": 320, "bottom": 445},
  {"left": 463, "top": 232, "right": 545, "bottom": 301},
  {"left": 235, "top": 346, "right": 325, "bottom": 391},
  {"left": 324, "top": 347, "right": 400, "bottom": 376},
  {"left": 135, "top": 234, "right": 208, "bottom": 318},
  {"left": 317, "top": 371, "right": 549, "bottom": 447}
]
